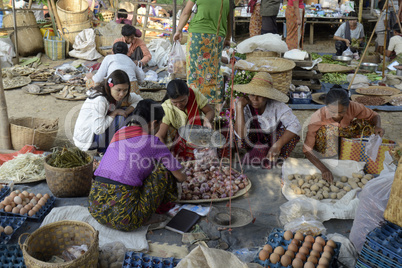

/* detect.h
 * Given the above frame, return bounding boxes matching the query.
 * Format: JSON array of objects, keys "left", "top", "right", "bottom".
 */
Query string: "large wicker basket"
[
  {"left": 44, "top": 154, "right": 93, "bottom": 198},
  {"left": 383, "top": 157, "right": 402, "bottom": 226},
  {"left": 19, "top": 221, "right": 99, "bottom": 268},
  {"left": 56, "top": 0, "right": 89, "bottom": 24},
  {"left": 62, "top": 20, "right": 91, "bottom": 46},
  {"left": 245, "top": 51, "right": 279, "bottom": 59},
  {"left": 10, "top": 117, "right": 58, "bottom": 151}
]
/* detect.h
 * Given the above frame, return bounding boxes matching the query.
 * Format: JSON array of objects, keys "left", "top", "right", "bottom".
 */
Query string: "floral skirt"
[
  {"left": 314, "top": 119, "right": 373, "bottom": 158},
  {"left": 186, "top": 32, "right": 224, "bottom": 102},
  {"left": 88, "top": 165, "right": 178, "bottom": 231},
  {"left": 250, "top": 3, "right": 262, "bottom": 37}
]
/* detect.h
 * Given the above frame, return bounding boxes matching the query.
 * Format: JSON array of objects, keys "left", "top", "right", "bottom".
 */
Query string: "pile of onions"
[{"left": 180, "top": 161, "right": 249, "bottom": 200}]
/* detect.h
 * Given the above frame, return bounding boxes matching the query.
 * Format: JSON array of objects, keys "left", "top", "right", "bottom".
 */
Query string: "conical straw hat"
[{"left": 233, "top": 72, "right": 289, "bottom": 103}]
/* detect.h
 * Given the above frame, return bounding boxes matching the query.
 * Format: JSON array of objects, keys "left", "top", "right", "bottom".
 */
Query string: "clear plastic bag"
[
  {"left": 342, "top": 47, "right": 353, "bottom": 57},
  {"left": 232, "top": 248, "right": 259, "bottom": 263},
  {"left": 168, "top": 41, "right": 186, "bottom": 78},
  {"left": 98, "top": 241, "right": 127, "bottom": 268},
  {"left": 284, "top": 215, "right": 326, "bottom": 236},
  {"left": 365, "top": 134, "right": 382, "bottom": 161},
  {"left": 61, "top": 244, "right": 88, "bottom": 262},
  {"left": 279, "top": 197, "right": 319, "bottom": 226}
]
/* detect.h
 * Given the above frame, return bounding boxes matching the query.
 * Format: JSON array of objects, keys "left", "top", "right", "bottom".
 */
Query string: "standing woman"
[
  {"left": 285, "top": 0, "right": 304, "bottom": 50},
  {"left": 173, "top": 0, "right": 232, "bottom": 102},
  {"left": 248, "top": 0, "right": 262, "bottom": 37}
]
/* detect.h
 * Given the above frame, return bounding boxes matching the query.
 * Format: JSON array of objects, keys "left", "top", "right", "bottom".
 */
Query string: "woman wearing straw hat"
[
  {"left": 234, "top": 72, "right": 301, "bottom": 167},
  {"left": 303, "top": 88, "right": 384, "bottom": 183}
]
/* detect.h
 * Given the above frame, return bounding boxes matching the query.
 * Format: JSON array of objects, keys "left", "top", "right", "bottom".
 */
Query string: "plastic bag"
[
  {"left": 144, "top": 70, "right": 158, "bottom": 82},
  {"left": 55, "top": 63, "right": 88, "bottom": 82},
  {"left": 98, "top": 241, "right": 127, "bottom": 268},
  {"left": 349, "top": 155, "right": 395, "bottom": 253},
  {"left": 279, "top": 196, "right": 319, "bottom": 226},
  {"left": 365, "top": 134, "right": 382, "bottom": 161},
  {"left": 68, "top": 28, "right": 102, "bottom": 61},
  {"left": 342, "top": 47, "right": 353, "bottom": 57},
  {"left": 61, "top": 244, "right": 88, "bottom": 262},
  {"left": 232, "top": 248, "right": 259, "bottom": 263},
  {"left": 284, "top": 215, "right": 327, "bottom": 236},
  {"left": 168, "top": 40, "right": 186, "bottom": 78}
]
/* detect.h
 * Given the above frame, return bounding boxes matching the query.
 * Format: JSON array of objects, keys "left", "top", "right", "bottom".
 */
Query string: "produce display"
[
  {"left": 29, "top": 68, "right": 55, "bottom": 81},
  {"left": 257, "top": 230, "right": 339, "bottom": 268},
  {"left": 180, "top": 161, "right": 250, "bottom": 201},
  {"left": 0, "top": 190, "right": 51, "bottom": 217},
  {"left": 288, "top": 173, "right": 374, "bottom": 200},
  {"left": 2, "top": 76, "right": 31, "bottom": 90},
  {"left": 390, "top": 94, "right": 402, "bottom": 106},
  {"left": 321, "top": 73, "right": 347, "bottom": 84},
  {"left": 311, "top": 53, "right": 347, "bottom": 66},
  {"left": 52, "top": 85, "right": 87, "bottom": 100},
  {"left": 2, "top": 66, "right": 35, "bottom": 77},
  {"left": 353, "top": 95, "right": 389, "bottom": 106},
  {"left": 0, "top": 153, "right": 45, "bottom": 183},
  {"left": 356, "top": 87, "right": 400, "bottom": 96},
  {"left": 23, "top": 83, "right": 65, "bottom": 95},
  {"left": 47, "top": 147, "right": 91, "bottom": 168}
]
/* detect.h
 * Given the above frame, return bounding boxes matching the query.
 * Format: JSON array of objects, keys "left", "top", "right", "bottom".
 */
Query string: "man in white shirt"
[
  {"left": 386, "top": 23, "right": 402, "bottom": 63},
  {"left": 333, "top": 11, "right": 365, "bottom": 55}
]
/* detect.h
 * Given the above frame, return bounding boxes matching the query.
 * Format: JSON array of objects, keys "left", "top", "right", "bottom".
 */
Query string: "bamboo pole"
[
  {"left": 132, "top": 3, "right": 139, "bottom": 26},
  {"left": 0, "top": 63, "right": 12, "bottom": 150},
  {"left": 358, "top": 0, "right": 363, "bottom": 23},
  {"left": 143, "top": 1, "right": 151, "bottom": 40},
  {"left": 347, "top": 0, "right": 388, "bottom": 90},
  {"left": 49, "top": 0, "right": 64, "bottom": 38},
  {"left": 172, "top": 0, "right": 176, "bottom": 43},
  {"left": 11, "top": 0, "right": 19, "bottom": 62},
  {"left": 383, "top": 4, "right": 388, "bottom": 78},
  {"left": 389, "top": 0, "right": 402, "bottom": 33}
]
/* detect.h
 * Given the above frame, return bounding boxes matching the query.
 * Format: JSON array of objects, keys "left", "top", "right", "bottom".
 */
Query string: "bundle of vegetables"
[
  {"left": 363, "top": 72, "right": 382, "bottom": 82},
  {"left": 181, "top": 161, "right": 249, "bottom": 200},
  {"left": 351, "top": 38, "right": 360, "bottom": 49},
  {"left": 311, "top": 53, "right": 347, "bottom": 66},
  {"left": 0, "top": 153, "right": 45, "bottom": 182},
  {"left": 321, "top": 73, "right": 348, "bottom": 84},
  {"left": 47, "top": 147, "right": 91, "bottom": 168}
]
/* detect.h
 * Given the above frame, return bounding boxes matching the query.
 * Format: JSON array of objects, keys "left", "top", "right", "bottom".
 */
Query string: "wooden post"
[
  {"left": 383, "top": 4, "right": 388, "bottom": 78},
  {"left": 143, "top": 0, "right": 151, "bottom": 40},
  {"left": 172, "top": 0, "right": 176, "bottom": 43},
  {"left": 389, "top": 0, "right": 402, "bottom": 33},
  {"left": 49, "top": 0, "right": 64, "bottom": 38},
  {"left": 0, "top": 63, "right": 12, "bottom": 150},
  {"left": 358, "top": 0, "right": 363, "bottom": 23},
  {"left": 11, "top": 0, "right": 19, "bottom": 62},
  {"left": 132, "top": 3, "right": 139, "bottom": 26}
]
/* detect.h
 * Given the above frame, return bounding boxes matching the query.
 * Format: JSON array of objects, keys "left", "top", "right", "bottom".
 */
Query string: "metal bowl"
[
  {"left": 360, "top": 62, "right": 378, "bottom": 72},
  {"left": 332, "top": 55, "right": 353, "bottom": 65}
]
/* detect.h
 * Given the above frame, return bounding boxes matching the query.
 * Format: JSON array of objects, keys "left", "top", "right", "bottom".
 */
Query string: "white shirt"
[
  {"left": 92, "top": 54, "right": 144, "bottom": 84},
  {"left": 334, "top": 22, "right": 364, "bottom": 40},
  {"left": 73, "top": 93, "right": 143, "bottom": 151},
  {"left": 388, "top": 35, "right": 402, "bottom": 55},
  {"left": 235, "top": 99, "right": 301, "bottom": 138}
]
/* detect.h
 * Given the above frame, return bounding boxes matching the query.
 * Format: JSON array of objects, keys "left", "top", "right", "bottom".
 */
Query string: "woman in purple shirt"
[{"left": 88, "top": 99, "right": 187, "bottom": 231}]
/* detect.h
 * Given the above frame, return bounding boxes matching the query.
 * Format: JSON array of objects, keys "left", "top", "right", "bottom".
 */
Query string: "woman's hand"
[
  {"left": 173, "top": 31, "right": 182, "bottom": 42},
  {"left": 345, "top": 39, "right": 351, "bottom": 47},
  {"left": 321, "top": 167, "right": 334, "bottom": 184},
  {"left": 203, "top": 119, "right": 212, "bottom": 129},
  {"left": 236, "top": 96, "right": 250, "bottom": 109},
  {"left": 374, "top": 126, "right": 385, "bottom": 137},
  {"left": 109, "top": 109, "right": 126, "bottom": 118},
  {"left": 267, "top": 142, "right": 281, "bottom": 162}
]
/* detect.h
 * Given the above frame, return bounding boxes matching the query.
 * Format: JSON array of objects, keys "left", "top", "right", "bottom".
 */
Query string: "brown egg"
[
  {"left": 284, "top": 250, "right": 295, "bottom": 259},
  {"left": 32, "top": 197, "right": 39, "bottom": 202},
  {"left": 284, "top": 230, "right": 294, "bottom": 240},
  {"left": 36, "top": 193, "right": 42, "bottom": 199},
  {"left": 307, "top": 255, "right": 318, "bottom": 265},
  {"left": 24, "top": 204, "right": 32, "bottom": 210},
  {"left": 9, "top": 192, "right": 17, "bottom": 199},
  {"left": 10, "top": 202, "right": 15, "bottom": 207},
  {"left": 299, "top": 246, "right": 309, "bottom": 256},
  {"left": 38, "top": 199, "right": 46, "bottom": 206},
  {"left": 263, "top": 244, "right": 273, "bottom": 254},
  {"left": 3, "top": 198, "right": 11, "bottom": 206},
  {"left": 18, "top": 193, "right": 24, "bottom": 200},
  {"left": 14, "top": 190, "right": 20, "bottom": 194},
  {"left": 305, "top": 235, "right": 315, "bottom": 243},
  {"left": 326, "top": 240, "right": 336, "bottom": 249},
  {"left": 16, "top": 204, "right": 23, "bottom": 209},
  {"left": 258, "top": 249, "right": 270, "bottom": 261},
  {"left": 304, "top": 261, "right": 315, "bottom": 268},
  {"left": 34, "top": 204, "right": 42, "bottom": 210},
  {"left": 294, "top": 232, "right": 304, "bottom": 241},
  {"left": 269, "top": 253, "right": 280, "bottom": 264},
  {"left": 310, "top": 250, "right": 320, "bottom": 258},
  {"left": 44, "top": 193, "right": 50, "bottom": 200},
  {"left": 292, "top": 258, "right": 304, "bottom": 268},
  {"left": 323, "top": 245, "right": 334, "bottom": 255},
  {"left": 291, "top": 238, "right": 301, "bottom": 246},
  {"left": 20, "top": 208, "right": 27, "bottom": 215},
  {"left": 28, "top": 193, "right": 35, "bottom": 199},
  {"left": 288, "top": 243, "right": 298, "bottom": 253},
  {"left": 295, "top": 252, "right": 307, "bottom": 262},
  {"left": 4, "top": 205, "right": 12, "bottom": 212},
  {"left": 312, "top": 242, "right": 323, "bottom": 252},
  {"left": 28, "top": 210, "right": 36, "bottom": 216},
  {"left": 281, "top": 254, "right": 292, "bottom": 266},
  {"left": 22, "top": 191, "right": 29, "bottom": 197},
  {"left": 302, "top": 241, "right": 312, "bottom": 250},
  {"left": 4, "top": 226, "right": 13, "bottom": 235},
  {"left": 12, "top": 207, "right": 20, "bottom": 214},
  {"left": 273, "top": 246, "right": 285, "bottom": 256},
  {"left": 13, "top": 196, "right": 22, "bottom": 205},
  {"left": 318, "top": 256, "right": 330, "bottom": 266},
  {"left": 31, "top": 207, "right": 39, "bottom": 213},
  {"left": 315, "top": 236, "right": 326, "bottom": 246},
  {"left": 321, "top": 251, "right": 333, "bottom": 260}
]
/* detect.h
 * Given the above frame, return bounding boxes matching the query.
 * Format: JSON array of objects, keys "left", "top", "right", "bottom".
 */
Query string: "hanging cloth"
[
  {"left": 344, "top": 21, "right": 352, "bottom": 42},
  {"left": 110, "top": 125, "right": 147, "bottom": 144}
]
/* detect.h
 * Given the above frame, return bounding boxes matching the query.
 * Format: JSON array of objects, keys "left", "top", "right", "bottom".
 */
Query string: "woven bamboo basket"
[
  {"left": 9, "top": 117, "right": 58, "bottom": 151},
  {"left": 19, "top": 221, "right": 99, "bottom": 268},
  {"left": 44, "top": 154, "right": 93, "bottom": 198},
  {"left": 95, "top": 31, "right": 120, "bottom": 56},
  {"left": 62, "top": 20, "right": 91, "bottom": 46},
  {"left": 56, "top": 0, "right": 89, "bottom": 24},
  {"left": 236, "top": 57, "right": 295, "bottom": 94},
  {"left": 100, "top": 10, "right": 114, "bottom": 22},
  {"left": 245, "top": 51, "right": 279, "bottom": 59},
  {"left": 383, "top": 158, "right": 402, "bottom": 226}
]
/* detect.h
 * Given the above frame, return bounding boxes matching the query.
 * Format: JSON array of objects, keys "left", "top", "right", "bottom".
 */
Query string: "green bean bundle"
[{"left": 47, "top": 147, "right": 91, "bottom": 168}]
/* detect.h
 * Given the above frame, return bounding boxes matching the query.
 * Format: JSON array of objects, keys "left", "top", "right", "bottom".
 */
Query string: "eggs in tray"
[{"left": 0, "top": 190, "right": 51, "bottom": 217}]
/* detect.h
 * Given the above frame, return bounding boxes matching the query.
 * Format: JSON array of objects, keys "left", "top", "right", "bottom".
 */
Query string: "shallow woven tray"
[
  {"left": 51, "top": 92, "right": 87, "bottom": 101},
  {"left": 318, "top": 63, "right": 354, "bottom": 73},
  {"left": 356, "top": 86, "right": 401, "bottom": 96},
  {"left": 177, "top": 162, "right": 252, "bottom": 204},
  {"left": 3, "top": 77, "right": 31, "bottom": 90},
  {"left": 235, "top": 57, "right": 296, "bottom": 73},
  {"left": 23, "top": 85, "right": 63, "bottom": 95},
  {"left": 138, "top": 90, "right": 166, "bottom": 102},
  {"left": 2, "top": 67, "right": 35, "bottom": 77},
  {"left": 389, "top": 94, "right": 402, "bottom": 106},
  {"left": 311, "top": 92, "right": 326, "bottom": 105},
  {"left": 351, "top": 94, "right": 391, "bottom": 106}
]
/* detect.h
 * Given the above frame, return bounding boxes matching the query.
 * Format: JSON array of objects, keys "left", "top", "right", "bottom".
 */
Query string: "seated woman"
[
  {"left": 113, "top": 24, "right": 151, "bottom": 65},
  {"left": 386, "top": 23, "right": 402, "bottom": 62},
  {"left": 74, "top": 70, "right": 142, "bottom": 152},
  {"left": 89, "top": 99, "right": 186, "bottom": 231},
  {"left": 303, "top": 88, "right": 384, "bottom": 183},
  {"left": 234, "top": 72, "right": 301, "bottom": 167},
  {"left": 115, "top": 8, "right": 132, "bottom": 25},
  {"left": 86, "top": 42, "right": 144, "bottom": 93},
  {"left": 156, "top": 79, "right": 215, "bottom": 160},
  {"left": 333, "top": 11, "right": 365, "bottom": 56}
]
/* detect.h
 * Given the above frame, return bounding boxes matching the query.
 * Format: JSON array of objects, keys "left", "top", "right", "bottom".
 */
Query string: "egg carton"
[
  {"left": 0, "top": 244, "right": 26, "bottom": 267},
  {"left": 0, "top": 196, "right": 56, "bottom": 221},
  {"left": 359, "top": 243, "right": 401, "bottom": 268},
  {"left": 122, "top": 252, "right": 181, "bottom": 268},
  {"left": 0, "top": 216, "right": 27, "bottom": 245},
  {"left": 254, "top": 228, "right": 341, "bottom": 268},
  {"left": 355, "top": 259, "right": 373, "bottom": 268},
  {"left": 0, "top": 186, "right": 10, "bottom": 201},
  {"left": 365, "top": 221, "right": 402, "bottom": 264}
]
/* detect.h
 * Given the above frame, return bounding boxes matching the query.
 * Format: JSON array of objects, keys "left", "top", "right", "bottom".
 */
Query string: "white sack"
[
  {"left": 284, "top": 49, "right": 308, "bottom": 60},
  {"left": 236, "top": 33, "right": 288, "bottom": 54},
  {"left": 69, "top": 29, "right": 102, "bottom": 61},
  {"left": 147, "top": 38, "right": 172, "bottom": 68},
  {"left": 280, "top": 158, "right": 365, "bottom": 222},
  {"left": 0, "top": 38, "right": 15, "bottom": 67}
]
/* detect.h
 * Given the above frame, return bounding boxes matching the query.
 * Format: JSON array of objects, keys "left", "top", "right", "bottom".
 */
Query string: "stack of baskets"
[
  {"left": 57, "top": 0, "right": 91, "bottom": 46},
  {"left": 100, "top": 10, "right": 115, "bottom": 22}
]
